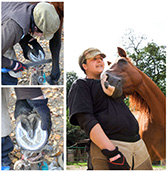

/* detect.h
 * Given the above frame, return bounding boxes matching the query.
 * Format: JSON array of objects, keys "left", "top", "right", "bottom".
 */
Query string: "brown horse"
[{"left": 102, "top": 47, "right": 166, "bottom": 162}]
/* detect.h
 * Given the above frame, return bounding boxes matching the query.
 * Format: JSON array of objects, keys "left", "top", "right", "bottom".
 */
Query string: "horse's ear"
[
  {"left": 117, "top": 47, "right": 127, "bottom": 57},
  {"left": 107, "top": 61, "right": 112, "bottom": 66}
]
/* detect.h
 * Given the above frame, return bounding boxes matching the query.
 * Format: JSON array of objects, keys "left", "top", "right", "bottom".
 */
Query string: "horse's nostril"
[
  {"left": 104, "top": 81, "right": 109, "bottom": 89},
  {"left": 106, "top": 73, "right": 109, "bottom": 81}
]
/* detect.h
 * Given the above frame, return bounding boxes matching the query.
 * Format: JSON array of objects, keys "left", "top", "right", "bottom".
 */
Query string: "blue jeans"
[
  {"left": 1, "top": 136, "right": 14, "bottom": 166},
  {"left": 2, "top": 73, "right": 18, "bottom": 85}
]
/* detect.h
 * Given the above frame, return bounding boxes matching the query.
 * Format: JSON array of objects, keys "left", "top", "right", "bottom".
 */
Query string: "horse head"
[{"left": 101, "top": 47, "right": 143, "bottom": 97}]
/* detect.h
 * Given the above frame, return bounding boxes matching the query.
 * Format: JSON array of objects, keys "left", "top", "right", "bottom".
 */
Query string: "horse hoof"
[{"left": 46, "top": 75, "right": 58, "bottom": 85}]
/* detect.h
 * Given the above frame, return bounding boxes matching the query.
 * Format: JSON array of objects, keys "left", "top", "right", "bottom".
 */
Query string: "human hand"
[
  {"left": 27, "top": 98, "right": 52, "bottom": 135},
  {"left": 8, "top": 59, "right": 27, "bottom": 72},
  {"left": 14, "top": 99, "right": 33, "bottom": 121},
  {"left": 101, "top": 147, "right": 130, "bottom": 170},
  {"left": 22, "top": 39, "right": 45, "bottom": 61}
]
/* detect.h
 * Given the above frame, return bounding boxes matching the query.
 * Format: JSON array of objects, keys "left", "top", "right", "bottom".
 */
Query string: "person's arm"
[
  {"left": 2, "top": 56, "right": 27, "bottom": 72},
  {"left": 31, "top": 95, "right": 44, "bottom": 100},
  {"left": 2, "top": 19, "right": 22, "bottom": 54},
  {"left": 2, "top": 56, "right": 12, "bottom": 68},
  {"left": 14, "top": 88, "right": 43, "bottom": 100},
  {"left": 90, "top": 123, "right": 115, "bottom": 151},
  {"left": 90, "top": 123, "right": 130, "bottom": 170},
  {"left": 75, "top": 112, "right": 115, "bottom": 150},
  {"left": 76, "top": 114, "right": 130, "bottom": 169}
]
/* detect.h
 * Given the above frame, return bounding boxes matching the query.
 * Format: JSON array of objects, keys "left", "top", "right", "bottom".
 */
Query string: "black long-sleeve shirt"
[{"left": 69, "top": 78, "right": 140, "bottom": 142}]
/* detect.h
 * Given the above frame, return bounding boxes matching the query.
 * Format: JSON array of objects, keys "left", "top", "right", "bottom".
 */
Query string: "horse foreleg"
[{"left": 47, "top": 29, "right": 62, "bottom": 85}]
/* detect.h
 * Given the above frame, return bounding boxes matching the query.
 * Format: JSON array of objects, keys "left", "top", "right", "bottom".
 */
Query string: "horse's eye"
[{"left": 118, "top": 58, "right": 128, "bottom": 65}]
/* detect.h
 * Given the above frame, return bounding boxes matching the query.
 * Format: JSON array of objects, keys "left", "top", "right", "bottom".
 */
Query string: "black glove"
[
  {"left": 14, "top": 99, "right": 33, "bottom": 119},
  {"left": 101, "top": 147, "right": 130, "bottom": 170},
  {"left": 21, "top": 38, "right": 45, "bottom": 61},
  {"left": 8, "top": 59, "right": 28, "bottom": 72},
  {"left": 27, "top": 98, "right": 52, "bottom": 135}
]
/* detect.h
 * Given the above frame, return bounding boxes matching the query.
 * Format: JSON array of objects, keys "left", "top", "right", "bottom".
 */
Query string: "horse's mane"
[
  {"left": 129, "top": 92, "right": 150, "bottom": 115},
  {"left": 126, "top": 57, "right": 151, "bottom": 116}
]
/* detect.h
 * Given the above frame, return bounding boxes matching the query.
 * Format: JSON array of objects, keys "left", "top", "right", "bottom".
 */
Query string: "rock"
[
  {"left": 15, "top": 152, "right": 22, "bottom": 159},
  {"left": 11, "top": 158, "right": 18, "bottom": 164}
]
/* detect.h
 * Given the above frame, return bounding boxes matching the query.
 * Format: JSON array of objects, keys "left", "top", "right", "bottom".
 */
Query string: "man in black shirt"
[{"left": 68, "top": 48, "right": 153, "bottom": 170}]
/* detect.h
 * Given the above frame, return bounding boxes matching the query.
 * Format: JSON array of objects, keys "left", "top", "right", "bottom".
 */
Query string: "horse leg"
[{"left": 46, "top": 28, "right": 62, "bottom": 85}]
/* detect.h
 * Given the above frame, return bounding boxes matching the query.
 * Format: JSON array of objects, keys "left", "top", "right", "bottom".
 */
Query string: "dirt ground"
[
  {"left": 66, "top": 165, "right": 165, "bottom": 170},
  {"left": 66, "top": 165, "right": 87, "bottom": 170},
  {"left": 6, "top": 87, "right": 64, "bottom": 169}
]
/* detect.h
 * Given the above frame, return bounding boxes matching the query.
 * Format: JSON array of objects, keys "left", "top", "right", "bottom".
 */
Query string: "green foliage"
[
  {"left": 67, "top": 162, "right": 87, "bottom": 166},
  {"left": 66, "top": 72, "right": 88, "bottom": 146},
  {"left": 122, "top": 29, "right": 166, "bottom": 95},
  {"left": 123, "top": 96, "right": 130, "bottom": 107},
  {"left": 152, "top": 165, "right": 166, "bottom": 170},
  {"left": 67, "top": 109, "right": 88, "bottom": 146},
  {"left": 66, "top": 71, "right": 78, "bottom": 93},
  {"left": 128, "top": 42, "right": 166, "bottom": 95},
  {"left": 66, "top": 71, "right": 78, "bottom": 108}
]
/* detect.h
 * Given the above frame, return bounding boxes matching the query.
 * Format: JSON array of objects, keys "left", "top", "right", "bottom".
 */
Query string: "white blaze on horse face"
[{"left": 101, "top": 73, "right": 115, "bottom": 96}]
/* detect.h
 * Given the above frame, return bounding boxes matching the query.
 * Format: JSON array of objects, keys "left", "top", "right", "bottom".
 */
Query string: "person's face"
[
  {"left": 82, "top": 54, "right": 105, "bottom": 79},
  {"left": 30, "top": 26, "right": 43, "bottom": 38},
  {"left": 33, "top": 31, "right": 43, "bottom": 37}
]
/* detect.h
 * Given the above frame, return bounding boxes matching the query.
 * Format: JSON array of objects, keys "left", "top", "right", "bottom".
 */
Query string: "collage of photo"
[{"left": 1, "top": 0, "right": 166, "bottom": 171}]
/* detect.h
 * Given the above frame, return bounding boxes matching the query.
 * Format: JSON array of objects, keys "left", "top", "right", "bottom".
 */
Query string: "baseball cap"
[
  {"left": 79, "top": 48, "right": 106, "bottom": 69},
  {"left": 33, "top": 2, "right": 60, "bottom": 40}
]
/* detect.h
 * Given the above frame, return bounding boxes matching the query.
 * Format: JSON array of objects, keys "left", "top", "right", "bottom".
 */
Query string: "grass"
[
  {"left": 67, "top": 162, "right": 166, "bottom": 170},
  {"left": 67, "top": 162, "right": 87, "bottom": 166},
  {"left": 152, "top": 165, "right": 166, "bottom": 170}
]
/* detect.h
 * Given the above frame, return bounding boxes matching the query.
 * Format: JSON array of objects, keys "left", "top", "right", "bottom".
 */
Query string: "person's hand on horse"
[
  {"left": 27, "top": 98, "right": 52, "bottom": 135},
  {"left": 22, "top": 38, "right": 45, "bottom": 61},
  {"left": 8, "top": 59, "right": 28, "bottom": 72},
  {"left": 101, "top": 147, "right": 130, "bottom": 170}
]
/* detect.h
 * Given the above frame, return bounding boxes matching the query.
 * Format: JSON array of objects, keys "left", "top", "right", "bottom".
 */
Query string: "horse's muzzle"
[{"left": 101, "top": 72, "right": 123, "bottom": 98}]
